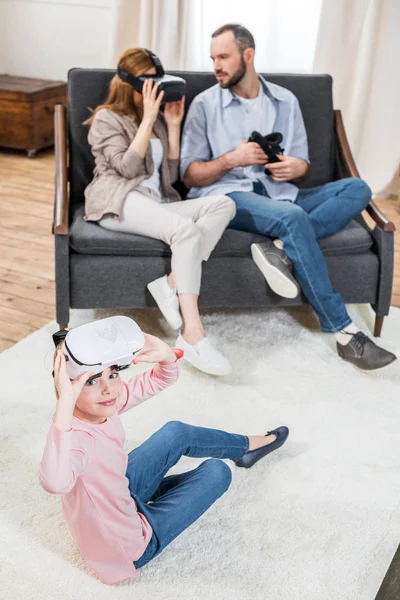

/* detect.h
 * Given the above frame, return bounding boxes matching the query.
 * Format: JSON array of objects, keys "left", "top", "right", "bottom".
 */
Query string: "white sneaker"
[
  {"left": 175, "top": 334, "right": 232, "bottom": 376},
  {"left": 147, "top": 276, "right": 183, "bottom": 330}
]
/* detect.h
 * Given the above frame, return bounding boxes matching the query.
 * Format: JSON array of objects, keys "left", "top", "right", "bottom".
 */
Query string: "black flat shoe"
[{"left": 235, "top": 426, "right": 289, "bottom": 469}]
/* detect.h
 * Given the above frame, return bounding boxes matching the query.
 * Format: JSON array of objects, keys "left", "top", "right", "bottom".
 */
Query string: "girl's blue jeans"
[{"left": 128, "top": 421, "right": 248, "bottom": 568}]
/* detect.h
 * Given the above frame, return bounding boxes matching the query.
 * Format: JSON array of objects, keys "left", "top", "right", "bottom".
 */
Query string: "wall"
[
  {"left": 1, "top": 0, "right": 118, "bottom": 81},
  {"left": 0, "top": 1, "right": 7, "bottom": 73}
]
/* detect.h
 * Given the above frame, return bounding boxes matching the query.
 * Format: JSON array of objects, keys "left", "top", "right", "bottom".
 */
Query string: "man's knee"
[{"left": 348, "top": 178, "right": 371, "bottom": 209}]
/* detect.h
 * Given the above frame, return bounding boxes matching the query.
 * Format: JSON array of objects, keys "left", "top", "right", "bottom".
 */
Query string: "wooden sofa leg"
[{"left": 374, "top": 316, "right": 384, "bottom": 338}]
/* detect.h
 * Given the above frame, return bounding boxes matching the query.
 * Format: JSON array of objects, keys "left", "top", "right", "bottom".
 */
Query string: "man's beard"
[{"left": 218, "top": 55, "right": 246, "bottom": 89}]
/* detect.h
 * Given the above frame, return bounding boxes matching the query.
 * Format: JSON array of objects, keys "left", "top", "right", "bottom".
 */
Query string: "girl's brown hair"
[{"left": 83, "top": 48, "right": 154, "bottom": 127}]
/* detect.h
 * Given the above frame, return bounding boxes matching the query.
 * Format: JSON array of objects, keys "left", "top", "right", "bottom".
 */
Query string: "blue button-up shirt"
[{"left": 180, "top": 76, "right": 309, "bottom": 201}]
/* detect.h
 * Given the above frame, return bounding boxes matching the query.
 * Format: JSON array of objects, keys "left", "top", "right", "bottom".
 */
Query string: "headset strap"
[
  {"left": 117, "top": 48, "right": 165, "bottom": 86},
  {"left": 52, "top": 329, "right": 68, "bottom": 347},
  {"left": 143, "top": 48, "right": 165, "bottom": 77}
]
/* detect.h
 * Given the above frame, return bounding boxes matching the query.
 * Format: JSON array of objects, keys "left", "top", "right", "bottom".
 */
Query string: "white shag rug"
[{"left": 1, "top": 304, "right": 399, "bottom": 600}]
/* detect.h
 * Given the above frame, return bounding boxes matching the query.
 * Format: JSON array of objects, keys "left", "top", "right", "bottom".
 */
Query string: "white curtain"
[
  {"left": 313, "top": 0, "right": 400, "bottom": 194},
  {"left": 112, "top": 0, "right": 322, "bottom": 72},
  {"left": 183, "top": 0, "right": 322, "bottom": 72},
  {"left": 113, "top": 0, "right": 192, "bottom": 69}
]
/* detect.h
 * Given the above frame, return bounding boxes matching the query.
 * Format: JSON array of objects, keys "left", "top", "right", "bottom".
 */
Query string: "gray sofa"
[{"left": 53, "top": 69, "right": 395, "bottom": 336}]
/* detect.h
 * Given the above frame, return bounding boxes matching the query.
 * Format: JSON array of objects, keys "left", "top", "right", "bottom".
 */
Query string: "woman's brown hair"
[{"left": 83, "top": 48, "right": 154, "bottom": 127}]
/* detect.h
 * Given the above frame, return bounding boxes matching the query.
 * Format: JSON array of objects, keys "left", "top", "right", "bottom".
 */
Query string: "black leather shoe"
[
  {"left": 337, "top": 332, "right": 397, "bottom": 371},
  {"left": 235, "top": 426, "right": 289, "bottom": 469}
]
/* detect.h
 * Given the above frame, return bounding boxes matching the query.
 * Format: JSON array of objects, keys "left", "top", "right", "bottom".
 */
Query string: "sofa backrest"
[{"left": 67, "top": 69, "right": 336, "bottom": 205}]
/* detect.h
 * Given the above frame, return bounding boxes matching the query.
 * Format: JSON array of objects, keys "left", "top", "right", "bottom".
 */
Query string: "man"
[{"left": 180, "top": 23, "right": 396, "bottom": 371}]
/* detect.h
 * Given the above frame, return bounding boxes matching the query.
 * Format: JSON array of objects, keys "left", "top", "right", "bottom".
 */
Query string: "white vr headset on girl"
[{"left": 52, "top": 316, "right": 145, "bottom": 380}]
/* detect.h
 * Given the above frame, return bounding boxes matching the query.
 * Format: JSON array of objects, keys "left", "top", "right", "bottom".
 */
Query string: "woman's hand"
[
  {"left": 163, "top": 96, "right": 185, "bottom": 129},
  {"left": 133, "top": 333, "right": 176, "bottom": 365},
  {"left": 54, "top": 351, "right": 93, "bottom": 405},
  {"left": 141, "top": 79, "right": 164, "bottom": 126}
]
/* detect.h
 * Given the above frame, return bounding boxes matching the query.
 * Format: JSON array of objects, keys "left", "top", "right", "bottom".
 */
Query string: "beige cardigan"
[{"left": 84, "top": 108, "right": 181, "bottom": 221}]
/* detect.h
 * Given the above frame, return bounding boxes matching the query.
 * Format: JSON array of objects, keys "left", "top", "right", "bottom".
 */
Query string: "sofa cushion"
[{"left": 70, "top": 205, "right": 373, "bottom": 258}]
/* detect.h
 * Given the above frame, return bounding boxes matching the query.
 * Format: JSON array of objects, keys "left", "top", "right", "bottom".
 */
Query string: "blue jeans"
[
  {"left": 128, "top": 421, "right": 248, "bottom": 569},
  {"left": 228, "top": 177, "right": 371, "bottom": 332}
]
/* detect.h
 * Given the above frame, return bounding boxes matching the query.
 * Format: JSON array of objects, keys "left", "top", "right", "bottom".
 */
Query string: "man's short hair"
[{"left": 211, "top": 24, "right": 255, "bottom": 52}]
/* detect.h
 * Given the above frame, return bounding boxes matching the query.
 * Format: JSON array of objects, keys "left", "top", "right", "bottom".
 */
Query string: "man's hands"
[
  {"left": 227, "top": 141, "right": 308, "bottom": 182},
  {"left": 228, "top": 141, "right": 268, "bottom": 168},
  {"left": 133, "top": 333, "right": 176, "bottom": 366},
  {"left": 266, "top": 155, "right": 308, "bottom": 182}
]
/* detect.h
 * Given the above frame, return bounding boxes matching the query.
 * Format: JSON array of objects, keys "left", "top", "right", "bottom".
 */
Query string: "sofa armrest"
[
  {"left": 335, "top": 110, "right": 395, "bottom": 233},
  {"left": 53, "top": 104, "right": 69, "bottom": 235}
]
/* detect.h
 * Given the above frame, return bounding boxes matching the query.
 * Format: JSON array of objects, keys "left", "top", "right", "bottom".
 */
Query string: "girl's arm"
[
  {"left": 118, "top": 335, "right": 181, "bottom": 415},
  {"left": 39, "top": 425, "right": 94, "bottom": 495},
  {"left": 39, "top": 353, "right": 94, "bottom": 494}
]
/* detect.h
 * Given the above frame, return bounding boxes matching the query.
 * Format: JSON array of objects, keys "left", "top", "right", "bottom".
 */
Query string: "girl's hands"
[
  {"left": 54, "top": 351, "right": 93, "bottom": 405},
  {"left": 163, "top": 96, "right": 185, "bottom": 129},
  {"left": 133, "top": 333, "right": 176, "bottom": 365},
  {"left": 141, "top": 79, "right": 164, "bottom": 126}
]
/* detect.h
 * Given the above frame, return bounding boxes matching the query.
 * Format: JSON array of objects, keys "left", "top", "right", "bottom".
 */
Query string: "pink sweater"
[{"left": 39, "top": 361, "right": 180, "bottom": 584}]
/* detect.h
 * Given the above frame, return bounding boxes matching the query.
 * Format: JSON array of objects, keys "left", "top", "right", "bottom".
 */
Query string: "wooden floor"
[{"left": 0, "top": 148, "right": 399, "bottom": 352}]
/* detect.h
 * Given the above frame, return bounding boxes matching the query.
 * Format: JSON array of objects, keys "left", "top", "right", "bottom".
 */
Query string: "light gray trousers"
[{"left": 99, "top": 190, "right": 236, "bottom": 294}]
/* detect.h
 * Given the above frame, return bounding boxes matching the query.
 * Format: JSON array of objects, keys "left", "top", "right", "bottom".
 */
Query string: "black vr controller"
[
  {"left": 117, "top": 49, "right": 186, "bottom": 103},
  {"left": 248, "top": 131, "right": 284, "bottom": 176}
]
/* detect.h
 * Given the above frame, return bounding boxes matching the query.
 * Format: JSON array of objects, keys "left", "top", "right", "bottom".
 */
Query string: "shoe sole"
[
  {"left": 251, "top": 245, "right": 299, "bottom": 299},
  {"left": 341, "top": 355, "right": 397, "bottom": 372},
  {"left": 147, "top": 281, "right": 183, "bottom": 330}
]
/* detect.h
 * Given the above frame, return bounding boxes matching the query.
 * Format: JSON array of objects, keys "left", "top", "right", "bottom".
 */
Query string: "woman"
[{"left": 84, "top": 48, "right": 236, "bottom": 376}]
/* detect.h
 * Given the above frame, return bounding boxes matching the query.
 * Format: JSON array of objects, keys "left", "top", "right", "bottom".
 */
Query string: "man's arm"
[
  {"left": 183, "top": 153, "right": 234, "bottom": 188},
  {"left": 180, "top": 99, "right": 267, "bottom": 188},
  {"left": 184, "top": 142, "right": 270, "bottom": 188}
]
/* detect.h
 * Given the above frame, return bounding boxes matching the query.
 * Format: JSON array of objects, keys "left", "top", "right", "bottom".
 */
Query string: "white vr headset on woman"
[
  {"left": 52, "top": 316, "right": 145, "bottom": 380},
  {"left": 117, "top": 48, "right": 186, "bottom": 103}
]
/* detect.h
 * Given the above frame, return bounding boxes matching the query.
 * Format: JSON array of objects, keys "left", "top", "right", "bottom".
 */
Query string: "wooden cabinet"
[{"left": 0, "top": 75, "right": 67, "bottom": 157}]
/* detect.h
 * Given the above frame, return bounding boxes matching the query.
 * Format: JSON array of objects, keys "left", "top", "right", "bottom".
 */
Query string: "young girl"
[
  {"left": 40, "top": 327, "right": 289, "bottom": 585},
  {"left": 84, "top": 47, "right": 236, "bottom": 376}
]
